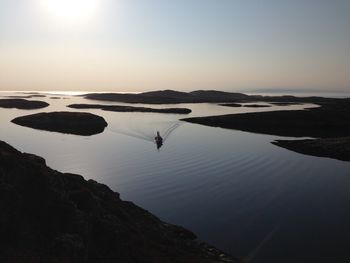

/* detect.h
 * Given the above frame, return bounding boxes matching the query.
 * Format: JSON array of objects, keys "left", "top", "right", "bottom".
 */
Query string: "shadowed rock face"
[
  {"left": 11, "top": 112, "right": 108, "bottom": 136},
  {"left": 273, "top": 137, "right": 350, "bottom": 161},
  {"left": 0, "top": 99, "right": 49, "bottom": 109},
  {"left": 0, "top": 141, "right": 237, "bottom": 263},
  {"left": 67, "top": 104, "right": 192, "bottom": 114}
]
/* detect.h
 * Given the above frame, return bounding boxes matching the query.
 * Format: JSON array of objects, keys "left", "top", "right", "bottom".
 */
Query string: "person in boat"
[{"left": 155, "top": 131, "right": 163, "bottom": 149}]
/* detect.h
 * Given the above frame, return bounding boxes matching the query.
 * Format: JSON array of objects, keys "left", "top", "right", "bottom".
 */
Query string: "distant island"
[
  {"left": 182, "top": 97, "right": 350, "bottom": 161},
  {"left": 12, "top": 112, "right": 108, "bottom": 136},
  {"left": 68, "top": 104, "right": 192, "bottom": 114},
  {"left": 242, "top": 104, "right": 271, "bottom": 108},
  {"left": 0, "top": 140, "right": 237, "bottom": 263},
  {"left": 0, "top": 99, "right": 49, "bottom": 109},
  {"left": 83, "top": 89, "right": 334, "bottom": 104}
]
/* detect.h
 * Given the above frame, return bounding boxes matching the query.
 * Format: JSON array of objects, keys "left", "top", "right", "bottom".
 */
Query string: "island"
[
  {"left": 270, "top": 102, "right": 303, "bottom": 106},
  {"left": 11, "top": 112, "right": 108, "bottom": 136},
  {"left": 5, "top": 94, "right": 46, "bottom": 99},
  {"left": 0, "top": 99, "right": 49, "bottom": 109},
  {"left": 219, "top": 103, "right": 242, "bottom": 107},
  {"left": 83, "top": 89, "right": 334, "bottom": 105},
  {"left": 0, "top": 140, "right": 237, "bottom": 263},
  {"left": 83, "top": 90, "right": 248, "bottom": 104},
  {"left": 243, "top": 104, "right": 271, "bottom": 108},
  {"left": 182, "top": 99, "right": 350, "bottom": 138},
  {"left": 183, "top": 98, "right": 350, "bottom": 161},
  {"left": 67, "top": 104, "right": 192, "bottom": 114},
  {"left": 273, "top": 137, "right": 350, "bottom": 162},
  {"left": 220, "top": 103, "right": 271, "bottom": 108}
]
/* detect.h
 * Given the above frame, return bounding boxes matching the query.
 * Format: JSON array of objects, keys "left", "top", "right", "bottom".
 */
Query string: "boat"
[{"left": 155, "top": 131, "right": 163, "bottom": 149}]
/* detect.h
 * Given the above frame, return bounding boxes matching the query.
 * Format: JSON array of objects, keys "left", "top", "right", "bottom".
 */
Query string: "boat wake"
[{"left": 108, "top": 121, "right": 182, "bottom": 145}]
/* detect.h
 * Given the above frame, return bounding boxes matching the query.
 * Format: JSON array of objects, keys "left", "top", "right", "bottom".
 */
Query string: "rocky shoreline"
[{"left": 0, "top": 140, "right": 237, "bottom": 263}]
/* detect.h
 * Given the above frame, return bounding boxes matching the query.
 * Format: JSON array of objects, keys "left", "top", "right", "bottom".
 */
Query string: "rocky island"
[
  {"left": 183, "top": 98, "right": 350, "bottom": 161},
  {"left": 273, "top": 137, "right": 350, "bottom": 162},
  {"left": 0, "top": 140, "right": 237, "bottom": 263},
  {"left": 220, "top": 103, "right": 272, "bottom": 108},
  {"left": 183, "top": 99, "right": 350, "bottom": 138},
  {"left": 68, "top": 104, "right": 192, "bottom": 114},
  {"left": 0, "top": 99, "right": 49, "bottom": 109},
  {"left": 219, "top": 103, "right": 242, "bottom": 107},
  {"left": 243, "top": 104, "right": 271, "bottom": 108},
  {"left": 83, "top": 90, "right": 254, "bottom": 104},
  {"left": 83, "top": 89, "right": 335, "bottom": 105},
  {"left": 11, "top": 112, "right": 108, "bottom": 136}
]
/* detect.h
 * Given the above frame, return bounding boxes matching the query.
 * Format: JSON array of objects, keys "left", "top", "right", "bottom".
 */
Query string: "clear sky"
[{"left": 0, "top": 0, "right": 349, "bottom": 92}]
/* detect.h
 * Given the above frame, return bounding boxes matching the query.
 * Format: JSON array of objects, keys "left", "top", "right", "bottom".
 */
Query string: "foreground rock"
[
  {"left": 0, "top": 99, "right": 49, "bottom": 109},
  {"left": 0, "top": 141, "right": 237, "bottom": 263},
  {"left": 273, "top": 137, "right": 350, "bottom": 161},
  {"left": 183, "top": 99, "right": 350, "bottom": 138},
  {"left": 12, "top": 112, "right": 108, "bottom": 136},
  {"left": 68, "top": 104, "right": 192, "bottom": 114}
]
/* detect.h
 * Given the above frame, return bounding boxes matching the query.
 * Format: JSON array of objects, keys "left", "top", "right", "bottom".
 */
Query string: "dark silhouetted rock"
[
  {"left": 84, "top": 90, "right": 250, "bottom": 104},
  {"left": 183, "top": 99, "right": 350, "bottom": 138},
  {"left": 219, "top": 103, "right": 242, "bottom": 107},
  {"left": 68, "top": 104, "right": 192, "bottom": 114},
  {"left": 11, "top": 112, "right": 108, "bottom": 136},
  {"left": 0, "top": 141, "right": 237, "bottom": 263},
  {"left": 0, "top": 99, "right": 49, "bottom": 109},
  {"left": 270, "top": 102, "right": 303, "bottom": 106},
  {"left": 243, "top": 104, "right": 271, "bottom": 108},
  {"left": 83, "top": 89, "right": 335, "bottom": 105},
  {"left": 272, "top": 137, "right": 350, "bottom": 161}
]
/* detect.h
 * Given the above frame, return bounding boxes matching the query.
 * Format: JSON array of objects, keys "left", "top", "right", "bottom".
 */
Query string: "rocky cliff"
[{"left": 0, "top": 141, "right": 236, "bottom": 263}]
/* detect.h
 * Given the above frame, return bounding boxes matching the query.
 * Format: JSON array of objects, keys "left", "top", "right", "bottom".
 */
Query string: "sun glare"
[{"left": 42, "top": 0, "right": 100, "bottom": 26}]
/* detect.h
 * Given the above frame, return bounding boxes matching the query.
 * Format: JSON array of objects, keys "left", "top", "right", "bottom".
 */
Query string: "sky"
[{"left": 0, "top": 0, "right": 349, "bottom": 92}]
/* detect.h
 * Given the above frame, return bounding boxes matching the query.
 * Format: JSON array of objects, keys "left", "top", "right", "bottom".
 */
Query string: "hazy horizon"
[{"left": 1, "top": 0, "right": 350, "bottom": 92}]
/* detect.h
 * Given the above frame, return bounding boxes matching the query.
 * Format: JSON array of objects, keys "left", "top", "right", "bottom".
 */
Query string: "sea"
[{"left": 1, "top": 91, "right": 350, "bottom": 263}]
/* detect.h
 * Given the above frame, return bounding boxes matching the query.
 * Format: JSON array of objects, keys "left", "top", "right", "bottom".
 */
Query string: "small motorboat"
[{"left": 155, "top": 131, "right": 163, "bottom": 149}]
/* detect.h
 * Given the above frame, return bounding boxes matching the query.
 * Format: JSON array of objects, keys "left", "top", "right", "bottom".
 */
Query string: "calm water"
[{"left": 1, "top": 92, "right": 350, "bottom": 263}]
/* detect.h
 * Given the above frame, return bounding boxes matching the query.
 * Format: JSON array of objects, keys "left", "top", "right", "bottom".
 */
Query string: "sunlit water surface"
[{"left": 1, "top": 92, "right": 350, "bottom": 263}]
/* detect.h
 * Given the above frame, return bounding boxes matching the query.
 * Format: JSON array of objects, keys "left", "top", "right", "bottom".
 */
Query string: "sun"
[{"left": 42, "top": 0, "right": 100, "bottom": 26}]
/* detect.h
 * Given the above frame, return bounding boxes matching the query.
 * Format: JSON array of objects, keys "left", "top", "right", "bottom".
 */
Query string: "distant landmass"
[
  {"left": 68, "top": 104, "right": 192, "bottom": 114},
  {"left": 83, "top": 89, "right": 337, "bottom": 104},
  {"left": 0, "top": 99, "right": 49, "bottom": 110}
]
